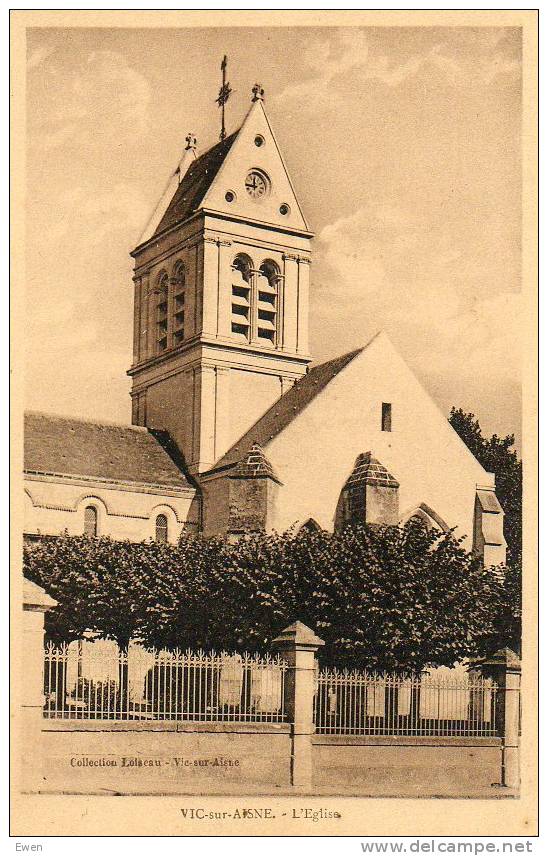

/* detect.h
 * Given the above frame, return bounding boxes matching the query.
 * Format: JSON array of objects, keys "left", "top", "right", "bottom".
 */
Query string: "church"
[{"left": 24, "top": 83, "right": 506, "bottom": 567}]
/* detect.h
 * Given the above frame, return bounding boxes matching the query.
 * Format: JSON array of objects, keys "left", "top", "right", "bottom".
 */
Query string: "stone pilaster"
[
  {"left": 282, "top": 254, "right": 299, "bottom": 352},
  {"left": 139, "top": 272, "right": 149, "bottom": 359},
  {"left": 296, "top": 256, "right": 310, "bottom": 356},
  {"left": 132, "top": 276, "right": 141, "bottom": 363},
  {"left": 202, "top": 237, "right": 220, "bottom": 337},
  {"left": 216, "top": 239, "right": 233, "bottom": 338},
  {"left": 190, "top": 364, "right": 217, "bottom": 473},
  {"left": 214, "top": 365, "right": 231, "bottom": 462}
]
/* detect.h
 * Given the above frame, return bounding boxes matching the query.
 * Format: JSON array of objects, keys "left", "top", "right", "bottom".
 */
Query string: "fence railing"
[
  {"left": 44, "top": 641, "right": 287, "bottom": 723},
  {"left": 44, "top": 641, "right": 500, "bottom": 737},
  {"left": 314, "top": 667, "right": 499, "bottom": 737}
]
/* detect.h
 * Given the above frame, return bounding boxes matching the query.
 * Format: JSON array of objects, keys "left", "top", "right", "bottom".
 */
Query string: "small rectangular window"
[{"left": 382, "top": 402, "right": 392, "bottom": 432}]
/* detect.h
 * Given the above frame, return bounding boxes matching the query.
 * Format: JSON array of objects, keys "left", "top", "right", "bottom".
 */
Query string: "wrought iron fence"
[
  {"left": 44, "top": 641, "right": 287, "bottom": 723},
  {"left": 314, "top": 667, "right": 499, "bottom": 737}
]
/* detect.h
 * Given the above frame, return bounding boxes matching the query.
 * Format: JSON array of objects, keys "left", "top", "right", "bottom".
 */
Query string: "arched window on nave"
[
  {"left": 155, "top": 513, "right": 168, "bottom": 543},
  {"left": 84, "top": 505, "right": 98, "bottom": 537}
]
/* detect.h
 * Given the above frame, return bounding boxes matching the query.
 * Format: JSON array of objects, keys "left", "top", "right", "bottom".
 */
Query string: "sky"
[{"left": 25, "top": 25, "right": 522, "bottom": 446}]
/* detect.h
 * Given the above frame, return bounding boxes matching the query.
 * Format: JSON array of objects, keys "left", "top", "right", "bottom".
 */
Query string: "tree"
[
  {"left": 449, "top": 408, "right": 522, "bottom": 653},
  {"left": 24, "top": 525, "right": 511, "bottom": 672},
  {"left": 449, "top": 408, "right": 522, "bottom": 566},
  {"left": 23, "top": 535, "right": 165, "bottom": 649}
]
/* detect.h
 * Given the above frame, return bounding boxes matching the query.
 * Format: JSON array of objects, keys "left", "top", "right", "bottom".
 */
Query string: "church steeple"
[{"left": 128, "top": 84, "right": 313, "bottom": 475}]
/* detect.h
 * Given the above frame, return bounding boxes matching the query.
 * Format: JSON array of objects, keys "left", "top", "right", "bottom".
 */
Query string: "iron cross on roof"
[{"left": 216, "top": 55, "right": 232, "bottom": 141}]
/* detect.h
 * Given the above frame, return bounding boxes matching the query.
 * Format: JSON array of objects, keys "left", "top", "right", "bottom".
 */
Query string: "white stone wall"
[
  {"left": 264, "top": 332, "right": 495, "bottom": 550},
  {"left": 24, "top": 475, "right": 198, "bottom": 543}
]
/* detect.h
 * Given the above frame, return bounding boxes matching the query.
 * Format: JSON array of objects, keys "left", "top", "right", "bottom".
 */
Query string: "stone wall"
[
  {"left": 40, "top": 721, "right": 291, "bottom": 794},
  {"left": 24, "top": 475, "right": 198, "bottom": 543},
  {"left": 312, "top": 736, "right": 502, "bottom": 796}
]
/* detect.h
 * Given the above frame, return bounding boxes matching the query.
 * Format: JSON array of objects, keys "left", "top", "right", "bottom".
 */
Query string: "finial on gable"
[
  {"left": 185, "top": 133, "right": 197, "bottom": 152},
  {"left": 251, "top": 83, "right": 265, "bottom": 102}
]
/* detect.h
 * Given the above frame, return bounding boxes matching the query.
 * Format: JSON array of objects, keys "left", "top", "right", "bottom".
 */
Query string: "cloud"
[
  {"left": 32, "top": 182, "right": 150, "bottom": 247},
  {"left": 74, "top": 51, "right": 152, "bottom": 131},
  {"left": 277, "top": 29, "right": 520, "bottom": 109},
  {"left": 429, "top": 43, "right": 521, "bottom": 87},
  {"left": 31, "top": 49, "right": 152, "bottom": 150},
  {"left": 312, "top": 203, "right": 520, "bottom": 385},
  {"left": 442, "top": 292, "right": 522, "bottom": 381},
  {"left": 278, "top": 30, "right": 429, "bottom": 108}
]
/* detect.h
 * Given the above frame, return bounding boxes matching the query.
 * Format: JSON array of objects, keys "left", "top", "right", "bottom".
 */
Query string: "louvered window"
[
  {"left": 231, "top": 256, "right": 252, "bottom": 342},
  {"left": 155, "top": 513, "right": 168, "bottom": 543},
  {"left": 157, "top": 273, "right": 169, "bottom": 353},
  {"left": 84, "top": 506, "right": 98, "bottom": 537},
  {"left": 256, "top": 262, "right": 279, "bottom": 346},
  {"left": 230, "top": 256, "right": 281, "bottom": 347},
  {"left": 172, "top": 263, "right": 185, "bottom": 347}
]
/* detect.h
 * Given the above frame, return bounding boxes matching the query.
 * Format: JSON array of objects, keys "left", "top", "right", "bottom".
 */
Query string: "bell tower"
[{"left": 128, "top": 85, "right": 313, "bottom": 475}]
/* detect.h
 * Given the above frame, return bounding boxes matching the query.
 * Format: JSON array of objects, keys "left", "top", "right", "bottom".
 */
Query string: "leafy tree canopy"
[
  {"left": 449, "top": 407, "right": 522, "bottom": 567},
  {"left": 25, "top": 524, "right": 516, "bottom": 671}
]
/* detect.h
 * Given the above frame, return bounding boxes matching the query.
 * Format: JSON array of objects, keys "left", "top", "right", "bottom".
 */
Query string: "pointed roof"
[
  {"left": 476, "top": 488, "right": 503, "bottom": 514},
  {"left": 272, "top": 620, "right": 325, "bottom": 650},
  {"left": 151, "top": 131, "right": 239, "bottom": 239},
  {"left": 231, "top": 444, "right": 281, "bottom": 482},
  {"left": 24, "top": 412, "right": 193, "bottom": 491},
  {"left": 136, "top": 93, "right": 310, "bottom": 250},
  {"left": 345, "top": 452, "right": 399, "bottom": 490},
  {"left": 205, "top": 347, "right": 365, "bottom": 475},
  {"left": 200, "top": 97, "right": 309, "bottom": 232}
]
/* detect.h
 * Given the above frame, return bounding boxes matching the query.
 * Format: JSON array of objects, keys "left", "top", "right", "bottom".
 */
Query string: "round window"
[
  {"left": 279, "top": 203, "right": 290, "bottom": 216},
  {"left": 225, "top": 190, "right": 236, "bottom": 203},
  {"left": 254, "top": 135, "right": 265, "bottom": 147}
]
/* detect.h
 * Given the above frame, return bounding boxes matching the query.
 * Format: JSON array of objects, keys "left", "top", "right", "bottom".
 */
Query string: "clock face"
[{"left": 245, "top": 170, "right": 269, "bottom": 199}]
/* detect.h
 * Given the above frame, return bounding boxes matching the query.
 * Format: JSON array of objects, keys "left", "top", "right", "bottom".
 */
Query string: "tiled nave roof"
[{"left": 24, "top": 412, "right": 193, "bottom": 490}]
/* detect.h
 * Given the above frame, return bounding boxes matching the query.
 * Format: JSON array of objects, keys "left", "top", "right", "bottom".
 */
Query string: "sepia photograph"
[{"left": 10, "top": 9, "right": 538, "bottom": 839}]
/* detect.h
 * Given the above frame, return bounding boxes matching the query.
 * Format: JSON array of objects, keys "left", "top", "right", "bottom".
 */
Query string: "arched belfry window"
[
  {"left": 231, "top": 255, "right": 252, "bottom": 342},
  {"left": 256, "top": 261, "right": 279, "bottom": 346},
  {"left": 155, "top": 513, "right": 168, "bottom": 543},
  {"left": 157, "top": 273, "right": 169, "bottom": 353},
  {"left": 84, "top": 505, "right": 98, "bottom": 537},
  {"left": 172, "top": 262, "right": 185, "bottom": 347},
  {"left": 230, "top": 255, "right": 281, "bottom": 346}
]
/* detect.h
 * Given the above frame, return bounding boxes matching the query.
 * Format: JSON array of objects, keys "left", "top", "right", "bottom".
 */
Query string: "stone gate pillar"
[
  {"left": 272, "top": 621, "right": 324, "bottom": 790},
  {"left": 479, "top": 647, "right": 521, "bottom": 789},
  {"left": 21, "top": 578, "right": 57, "bottom": 792}
]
